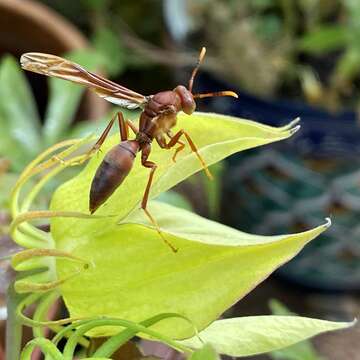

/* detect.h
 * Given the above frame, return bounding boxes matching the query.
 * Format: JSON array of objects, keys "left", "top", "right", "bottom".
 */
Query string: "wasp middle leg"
[{"left": 140, "top": 144, "right": 178, "bottom": 252}]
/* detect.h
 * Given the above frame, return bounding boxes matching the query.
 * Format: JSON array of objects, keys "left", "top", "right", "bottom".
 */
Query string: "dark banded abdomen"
[{"left": 89, "top": 141, "right": 139, "bottom": 213}]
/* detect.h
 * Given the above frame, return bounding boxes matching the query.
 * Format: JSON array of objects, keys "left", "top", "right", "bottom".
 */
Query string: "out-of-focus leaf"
[
  {"left": 269, "top": 299, "right": 295, "bottom": 316},
  {"left": 334, "top": 48, "right": 360, "bottom": 81},
  {"left": 0, "top": 172, "right": 18, "bottom": 209},
  {"left": 269, "top": 300, "right": 324, "bottom": 360},
  {"left": 92, "top": 27, "right": 126, "bottom": 76},
  {"left": 203, "top": 162, "right": 225, "bottom": 219},
  {"left": 299, "top": 26, "right": 348, "bottom": 54},
  {"left": 255, "top": 15, "right": 282, "bottom": 40},
  {"left": 43, "top": 78, "right": 83, "bottom": 146},
  {"left": 156, "top": 191, "right": 193, "bottom": 211},
  {"left": 81, "top": 0, "right": 110, "bottom": 11},
  {"left": 251, "top": 0, "right": 274, "bottom": 10},
  {"left": 189, "top": 344, "right": 219, "bottom": 360},
  {"left": 300, "top": 68, "right": 323, "bottom": 105},
  {"left": 345, "top": 0, "right": 360, "bottom": 25},
  {"left": 43, "top": 49, "right": 105, "bottom": 146},
  {"left": 0, "top": 55, "right": 41, "bottom": 160},
  {"left": 180, "top": 316, "right": 355, "bottom": 357},
  {"left": 0, "top": 115, "right": 28, "bottom": 171},
  {"left": 68, "top": 109, "right": 140, "bottom": 139}
]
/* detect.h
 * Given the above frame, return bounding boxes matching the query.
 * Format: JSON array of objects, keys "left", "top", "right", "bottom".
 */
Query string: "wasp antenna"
[
  {"left": 193, "top": 91, "right": 238, "bottom": 99},
  {"left": 188, "top": 47, "right": 207, "bottom": 93}
]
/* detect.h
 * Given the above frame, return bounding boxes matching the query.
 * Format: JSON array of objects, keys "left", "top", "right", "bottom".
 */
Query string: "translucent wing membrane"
[{"left": 20, "top": 52, "right": 147, "bottom": 109}]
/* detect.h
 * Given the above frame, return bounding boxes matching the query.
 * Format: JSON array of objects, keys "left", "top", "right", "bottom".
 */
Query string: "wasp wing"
[{"left": 20, "top": 52, "right": 147, "bottom": 109}]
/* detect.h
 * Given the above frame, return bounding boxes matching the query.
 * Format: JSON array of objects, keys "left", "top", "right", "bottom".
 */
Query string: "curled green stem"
[
  {"left": 10, "top": 136, "right": 94, "bottom": 249},
  {"left": 12, "top": 248, "right": 91, "bottom": 270},
  {"left": 20, "top": 338, "right": 64, "bottom": 360},
  {"left": 63, "top": 318, "right": 192, "bottom": 360},
  {"left": 11, "top": 210, "right": 112, "bottom": 237},
  {"left": 12, "top": 138, "right": 82, "bottom": 217},
  {"left": 33, "top": 291, "right": 60, "bottom": 338},
  {"left": 31, "top": 291, "right": 89, "bottom": 348},
  {"left": 17, "top": 292, "right": 83, "bottom": 327},
  {"left": 94, "top": 312, "right": 197, "bottom": 357}
]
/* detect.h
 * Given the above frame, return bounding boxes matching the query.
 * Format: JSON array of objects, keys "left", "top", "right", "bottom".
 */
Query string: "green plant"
[
  {"left": 5, "top": 112, "right": 355, "bottom": 359},
  {"left": 0, "top": 50, "right": 138, "bottom": 211},
  {"left": 182, "top": 0, "right": 360, "bottom": 112},
  {"left": 0, "top": 51, "right": 89, "bottom": 171},
  {"left": 40, "top": 1, "right": 360, "bottom": 111},
  {"left": 297, "top": 0, "right": 360, "bottom": 109}
]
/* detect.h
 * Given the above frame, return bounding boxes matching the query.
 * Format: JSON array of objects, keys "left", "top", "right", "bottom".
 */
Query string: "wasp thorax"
[{"left": 174, "top": 85, "right": 196, "bottom": 115}]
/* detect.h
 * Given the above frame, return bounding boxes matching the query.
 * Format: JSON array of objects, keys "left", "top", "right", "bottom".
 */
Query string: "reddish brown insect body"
[
  {"left": 89, "top": 87, "right": 193, "bottom": 213},
  {"left": 90, "top": 140, "right": 139, "bottom": 213},
  {"left": 20, "top": 47, "right": 237, "bottom": 251}
]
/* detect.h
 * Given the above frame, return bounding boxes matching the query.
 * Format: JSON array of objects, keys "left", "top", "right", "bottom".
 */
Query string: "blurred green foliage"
[
  {"left": 92, "top": 27, "right": 126, "bottom": 76},
  {"left": 185, "top": 0, "right": 360, "bottom": 111},
  {"left": 0, "top": 50, "right": 100, "bottom": 172},
  {"left": 0, "top": 49, "right": 118, "bottom": 210},
  {"left": 37, "top": 0, "right": 360, "bottom": 111}
]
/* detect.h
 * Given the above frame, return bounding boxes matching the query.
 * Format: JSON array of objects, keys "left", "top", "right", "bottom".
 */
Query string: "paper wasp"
[{"left": 21, "top": 47, "right": 237, "bottom": 251}]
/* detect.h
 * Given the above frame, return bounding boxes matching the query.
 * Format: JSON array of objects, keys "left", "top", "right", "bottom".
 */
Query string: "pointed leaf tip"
[
  {"left": 280, "top": 117, "right": 301, "bottom": 131},
  {"left": 290, "top": 124, "right": 301, "bottom": 135},
  {"left": 180, "top": 315, "right": 356, "bottom": 357},
  {"left": 324, "top": 217, "right": 332, "bottom": 228}
]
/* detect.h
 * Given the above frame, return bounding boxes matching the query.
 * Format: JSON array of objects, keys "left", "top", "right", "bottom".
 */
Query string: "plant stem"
[
  {"left": 6, "top": 282, "right": 25, "bottom": 360},
  {"left": 20, "top": 338, "right": 64, "bottom": 360},
  {"left": 63, "top": 318, "right": 191, "bottom": 360},
  {"left": 94, "top": 312, "right": 194, "bottom": 357}
]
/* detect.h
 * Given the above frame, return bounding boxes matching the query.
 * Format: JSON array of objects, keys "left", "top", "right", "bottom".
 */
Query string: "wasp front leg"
[
  {"left": 157, "top": 130, "right": 213, "bottom": 180},
  {"left": 156, "top": 133, "right": 185, "bottom": 163}
]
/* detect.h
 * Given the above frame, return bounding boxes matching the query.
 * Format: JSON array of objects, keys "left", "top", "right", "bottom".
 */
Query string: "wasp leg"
[
  {"left": 87, "top": 113, "right": 117, "bottom": 155},
  {"left": 165, "top": 130, "right": 213, "bottom": 180},
  {"left": 141, "top": 148, "right": 178, "bottom": 252},
  {"left": 118, "top": 111, "right": 129, "bottom": 141},
  {"left": 156, "top": 132, "right": 186, "bottom": 163},
  {"left": 87, "top": 112, "right": 139, "bottom": 156},
  {"left": 118, "top": 112, "right": 139, "bottom": 140},
  {"left": 125, "top": 117, "right": 139, "bottom": 136}
]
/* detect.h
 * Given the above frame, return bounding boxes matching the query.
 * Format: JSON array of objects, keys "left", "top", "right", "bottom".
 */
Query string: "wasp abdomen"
[{"left": 89, "top": 141, "right": 139, "bottom": 213}]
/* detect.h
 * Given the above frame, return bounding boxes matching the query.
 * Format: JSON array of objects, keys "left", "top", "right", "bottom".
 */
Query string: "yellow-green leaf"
[
  {"left": 54, "top": 201, "right": 329, "bottom": 339},
  {"left": 51, "top": 112, "right": 299, "bottom": 239},
  {"left": 189, "top": 344, "right": 219, "bottom": 359},
  {"left": 49, "top": 113, "right": 312, "bottom": 339},
  {"left": 180, "top": 316, "right": 355, "bottom": 357}
]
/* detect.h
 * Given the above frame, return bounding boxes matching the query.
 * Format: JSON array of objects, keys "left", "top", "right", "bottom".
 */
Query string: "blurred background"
[{"left": 1, "top": 0, "right": 360, "bottom": 359}]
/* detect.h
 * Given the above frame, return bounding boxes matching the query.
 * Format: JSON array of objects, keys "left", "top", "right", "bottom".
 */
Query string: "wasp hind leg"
[
  {"left": 141, "top": 148, "right": 178, "bottom": 253},
  {"left": 87, "top": 112, "right": 139, "bottom": 156}
]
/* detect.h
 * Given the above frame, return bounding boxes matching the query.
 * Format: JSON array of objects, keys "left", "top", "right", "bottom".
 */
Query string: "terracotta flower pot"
[{"left": 0, "top": 0, "right": 107, "bottom": 121}]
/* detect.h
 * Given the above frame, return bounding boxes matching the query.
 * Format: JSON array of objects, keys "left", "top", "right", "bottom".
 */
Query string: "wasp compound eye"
[{"left": 174, "top": 85, "right": 196, "bottom": 115}]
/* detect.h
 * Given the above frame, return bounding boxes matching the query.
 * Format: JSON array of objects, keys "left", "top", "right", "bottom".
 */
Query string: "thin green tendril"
[{"left": 63, "top": 318, "right": 192, "bottom": 360}]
